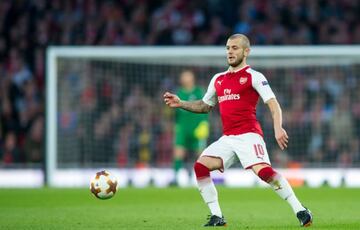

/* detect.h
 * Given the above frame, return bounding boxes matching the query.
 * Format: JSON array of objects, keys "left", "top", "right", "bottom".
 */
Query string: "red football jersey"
[{"left": 202, "top": 65, "right": 275, "bottom": 136}]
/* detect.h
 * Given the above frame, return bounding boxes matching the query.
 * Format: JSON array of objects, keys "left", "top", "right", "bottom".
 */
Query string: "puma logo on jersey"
[{"left": 217, "top": 80, "right": 223, "bottom": 85}]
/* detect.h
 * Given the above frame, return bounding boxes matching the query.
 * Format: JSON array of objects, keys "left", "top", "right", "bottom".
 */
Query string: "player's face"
[{"left": 226, "top": 38, "right": 249, "bottom": 67}]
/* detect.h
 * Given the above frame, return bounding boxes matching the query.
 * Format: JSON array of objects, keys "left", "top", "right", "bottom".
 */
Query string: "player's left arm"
[
  {"left": 252, "top": 71, "right": 288, "bottom": 150},
  {"left": 266, "top": 98, "right": 289, "bottom": 150}
]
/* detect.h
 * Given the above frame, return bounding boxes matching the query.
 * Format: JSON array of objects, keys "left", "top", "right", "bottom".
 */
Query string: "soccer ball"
[{"left": 90, "top": 170, "right": 118, "bottom": 199}]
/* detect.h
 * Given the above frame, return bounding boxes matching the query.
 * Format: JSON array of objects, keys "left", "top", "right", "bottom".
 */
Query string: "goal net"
[{"left": 47, "top": 46, "right": 360, "bottom": 186}]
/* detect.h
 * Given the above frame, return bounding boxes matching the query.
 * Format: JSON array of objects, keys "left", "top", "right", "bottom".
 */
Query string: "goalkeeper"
[{"left": 173, "top": 70, "right": 209, "bottom": 182}]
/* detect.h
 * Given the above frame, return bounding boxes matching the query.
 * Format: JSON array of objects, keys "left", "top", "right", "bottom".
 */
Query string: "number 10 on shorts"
[{"left": 253, "top": 144, "right": 265, "bottom": 159}]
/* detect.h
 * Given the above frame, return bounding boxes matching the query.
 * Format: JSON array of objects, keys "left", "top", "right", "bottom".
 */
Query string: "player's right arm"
[
  {"left": 163, "top": 92, "right": 212, "bottom": 113},
  {"left": 164, "top": 72, "right": 221, "bottom": 113}
]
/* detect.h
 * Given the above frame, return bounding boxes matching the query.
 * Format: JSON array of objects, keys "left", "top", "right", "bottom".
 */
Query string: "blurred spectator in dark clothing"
[
  {"left": 23, "top": 116, "right": 43, "bottom": 163},
  {"left": 329, "top": 94, "right": 354, "bottom": 148},
  {"left": 0, "top": 131, "right": 23, "bottom": 164}
]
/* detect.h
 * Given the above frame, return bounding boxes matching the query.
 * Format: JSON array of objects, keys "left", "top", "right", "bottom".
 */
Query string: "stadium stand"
[{"left": 0, "top": 0, "right": 359, "bottom": 166}]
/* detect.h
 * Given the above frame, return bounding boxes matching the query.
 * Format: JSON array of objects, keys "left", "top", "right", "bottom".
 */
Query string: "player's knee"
[
  {"left": 258, "top": 166, "right": 277, "bottom": 183},
  {"left": 197, "top": 156, "right": 223, "bottom": 171},
  {"left": 193, "top": 162, "right": 210, "bottom": 179}
]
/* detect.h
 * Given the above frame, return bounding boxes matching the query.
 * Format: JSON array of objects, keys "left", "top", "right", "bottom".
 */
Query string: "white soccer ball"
[{"left": 90, "top": 170, "right": 118, "bottom": 199}]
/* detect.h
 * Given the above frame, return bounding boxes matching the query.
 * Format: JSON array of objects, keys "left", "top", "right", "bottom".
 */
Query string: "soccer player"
[
  {"left": 163, "top": 34, "right": 313, "bottom": 227},
  {"left": 173, "top": 70, "right": 209, "bottom": 183}
]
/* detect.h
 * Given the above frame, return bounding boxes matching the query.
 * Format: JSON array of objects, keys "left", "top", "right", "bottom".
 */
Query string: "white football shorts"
[{"left": 200, "top": 132, "right": 271, "bottom": 171}]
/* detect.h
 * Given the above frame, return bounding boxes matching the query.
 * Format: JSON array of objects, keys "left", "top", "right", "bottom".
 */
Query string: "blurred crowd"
[
  {"left": 0, "top": 0, "right": 359, "bottom": 167},
  {"left": 54, "top": 63, "right": 360, "bottom": 169},
  {"left": 259, "top": 66, "right": 360, "bottom": 167}
]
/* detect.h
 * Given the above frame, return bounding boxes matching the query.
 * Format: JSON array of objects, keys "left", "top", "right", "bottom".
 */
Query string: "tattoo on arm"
[{"left": 180, "top": 100, "right": 212, "bottom": 113}]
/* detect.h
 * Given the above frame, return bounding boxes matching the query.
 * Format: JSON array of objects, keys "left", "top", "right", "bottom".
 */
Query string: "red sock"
[
  {"left": 194, "top": 162, "right": 210, "bottom": 180},
  {"left": 258, "top": 167, "right": 277, "bottom": 183}
]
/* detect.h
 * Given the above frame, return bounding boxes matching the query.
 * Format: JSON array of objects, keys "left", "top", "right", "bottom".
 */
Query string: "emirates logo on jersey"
[
  {"left": 218, "top": 89, "right": 240, "bottom": 103},
  {"left": 239, "top": 77, "right": 247, "bottom": 85}
]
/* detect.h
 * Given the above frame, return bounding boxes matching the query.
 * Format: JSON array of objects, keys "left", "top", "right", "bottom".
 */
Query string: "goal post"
[{"left": 46, "top": 46, "right": 360, "bottom": 187}]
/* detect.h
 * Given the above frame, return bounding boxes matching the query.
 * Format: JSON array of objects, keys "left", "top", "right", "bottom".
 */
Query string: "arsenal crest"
[{"left": 239, "top": 77, "right": 247, "bottom": 84}]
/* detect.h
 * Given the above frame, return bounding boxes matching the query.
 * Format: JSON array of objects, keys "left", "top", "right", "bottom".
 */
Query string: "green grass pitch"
[{"left": 1, "top": 187, "right": 360, "bottom": 229}]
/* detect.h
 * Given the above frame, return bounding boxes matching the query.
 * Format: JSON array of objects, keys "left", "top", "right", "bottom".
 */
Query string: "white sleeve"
[
  {"left": 202, "top": 74, "right": 219, "bottom": 106},
  {"left": 251, "top": 71, "right": 276, "bottom": 103}
]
